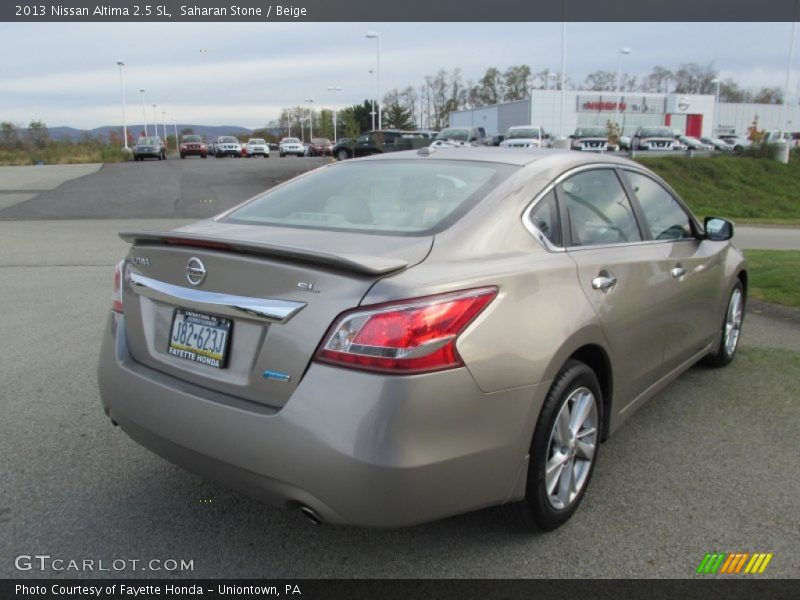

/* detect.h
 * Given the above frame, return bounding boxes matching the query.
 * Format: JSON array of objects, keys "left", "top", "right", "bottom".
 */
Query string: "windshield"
[
  {"left": 182, "top": 135, "right": 202, "bottom": 142},
  {"left": 574, "top": 127, "right": 606, "bottom": 138},
  {"left": 282, "top": 138, "right": 301, "bottom": 144},
  {"left": 507, "top": 128, "right": 541, "bottom": 139},
  {"left": 311, "top": 138, "right": 331, "bottom": 144},
  {"left": 219, "top": 136, "right": 238, "bottom": 143},
  {"left": 436, "top": 128, "right": 469, "bottom": 141},
  {"left": 249, "top": 139, "right": 266, "bottom": 145},
  {"left": 139, "top": 137, "right": 160, "bottom": 145},
  {"left": 224, "top": 160, "right": 518, "bottom": 235},
  {"left": 639, "top": 127, "right": 674, "bottom": 138}
]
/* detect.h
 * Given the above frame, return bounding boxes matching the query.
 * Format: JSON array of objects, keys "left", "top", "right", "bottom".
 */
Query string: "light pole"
[
  {"left": 711, "top": 78, "right": 721, "bottom": 136},
  {"left": 368, "top": 68, "right": 377, "bottom": 130},
  {"left": 139, "top": 89, "right": 147, "bottom": 137},
  {"left": 615, "top": 48, "right": 632, "bottom": 129},
  {"left": 152, "top": 104, "right": 158, "bottom": 137},
  {"left": 115, "top": 59, "right": 129, "bottom": 150},
  {"left": 161, "top": 110, "right": 167, "bottom": 148},
  {"left": 365, "top": 31, "right": 381, "bottom": 129},
  {"left": 172, "top": 117, "right": 179, "bottom": 152},
  {"left": 547, "top": 72, "right": 557, "bottom": 91},
  {"left": 327, "top": 86, "right": 342, "bottom": 142},
  {"left": 305, "top": 98, "right": 315, "bottom": 140},
  {"left": 780, "top": 17, "right": 798, "bottom": 140}
]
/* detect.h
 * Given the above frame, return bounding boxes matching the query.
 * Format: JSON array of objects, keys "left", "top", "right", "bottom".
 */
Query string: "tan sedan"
[{"left": 98, "top": 148, "right": 746, "bottom": 530}]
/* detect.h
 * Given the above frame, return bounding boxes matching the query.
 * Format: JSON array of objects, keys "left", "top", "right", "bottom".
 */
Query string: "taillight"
[
  {"left": 314, "top": 287, "right": 497, "bottom": 374},
  {"left": 112, "top": 259, "right": 125, "bottom": 313}
]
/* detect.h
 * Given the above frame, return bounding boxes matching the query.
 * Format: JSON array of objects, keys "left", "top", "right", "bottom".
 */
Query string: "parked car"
[
  {"left": 179, "top": 135, "right": 207, "bottom": 159},
  {"left": 676, "top": 135, "right": 713, "bottom": 151},
  {"left": 214, "top": 136, "right": 242, "bottom": 158},
  {"left": 719, "top": 136, "right": 751, "bottom": 151},
  {"left": 672, "top": 138, "right": 688, "bottom": 151},
  {"left": 430, "top": 127, "right": 486, "bottom": 148},
  {"left": 308, "top": 138, "right": 333, "bottom": 157},
  {"left": 570, "top": 127, "right": 609, "bottom": 152},
  {"left": 700, "top": 137, "right": 734, "bottom": 152},
  {"left": 491, "top": 134, "right": 506, "bottom": 146},
  {"left": 500, "top": 126, "right": 546, "bottom": 149},
  {"left": 132, "top": 136, "right": 167, "bottom": 161},
  {"left": 332, "top": 130, "right": 428, "bottom": 160},
  {"left": 246, "top": 138, "right": 270, "bottom": 158},
  {"left": 279, "top": 137, "right": 305, "bottom": 157},
  {"left": 100, "top": 148, "right": 746, "bottom": 531},
  {"left": 207, "top": 139, "right": 217, "bottom": 155},
  {"left": 632, "top": 126, "right": 675, "bottom": 151}
]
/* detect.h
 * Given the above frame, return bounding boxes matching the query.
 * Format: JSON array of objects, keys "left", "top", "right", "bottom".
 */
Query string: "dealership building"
[{"left": 449, "top": 89, "right": 796, "bottom": 138}]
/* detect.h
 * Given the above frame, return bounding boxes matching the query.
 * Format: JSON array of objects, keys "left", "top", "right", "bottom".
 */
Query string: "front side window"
[
  {"left": 529, "top": 190, "right": 561, "bottom": 247},
  {"left": 561, "top": 169, "right": 642, "bottom": 247},
  {"left": 624, "top": 171, "right": 694, "bottom": 240}
]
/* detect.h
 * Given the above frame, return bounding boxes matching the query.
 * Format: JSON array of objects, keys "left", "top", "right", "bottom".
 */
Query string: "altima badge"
[{"left": 186, "top": 257, "right": 207, "bottom": 286}]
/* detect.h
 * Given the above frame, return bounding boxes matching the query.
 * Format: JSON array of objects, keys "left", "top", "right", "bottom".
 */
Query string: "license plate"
[{"left": 168, "top": 309, "right": 232, "bottom": 369}]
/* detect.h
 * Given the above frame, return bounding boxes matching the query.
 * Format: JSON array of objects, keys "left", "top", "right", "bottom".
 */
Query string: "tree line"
[{"left": 270, "top": 62, "right": 785, "bottom": 137}]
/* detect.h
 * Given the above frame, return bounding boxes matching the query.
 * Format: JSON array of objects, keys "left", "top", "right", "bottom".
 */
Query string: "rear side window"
[
  {"left": 529, "top": 190, "right": 561, "bottom": 247},
  {"left": 224, "top": 160, "right": 518, "bottom": 236},
  {"left": 561, "top": 169, "right": 642, "bottom": 246},
  {"left": 623, "top": 171, "right": 694, "bottom": 240}
]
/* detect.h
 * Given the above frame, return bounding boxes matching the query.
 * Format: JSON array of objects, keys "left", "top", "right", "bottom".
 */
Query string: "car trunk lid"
[{"left": 118, "top": 222, "right": 433, "bottom": 409}]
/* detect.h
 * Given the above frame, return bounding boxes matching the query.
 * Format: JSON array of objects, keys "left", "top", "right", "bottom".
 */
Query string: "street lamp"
[
  {"left": 172, "top": 117, "right": 179, "bottom": 153},
  {"left": 615, "top": 47, "right": 632, "bottom": 129},
  {"left": 115, "top": 59, "right": 129, "bottom": 150},
  {"left": 161, "top": 110, "right": 167, "bottom": 148},
  {"left": 152, "top": 104, "right": 158, "bottom": 138},
  {"left": 711, "top": 78, "right": 721, "bottom": 136},
  {"left": 368, "top": 69, "right": 376, "bottom": 130},
  {"left": 305, "top": 98, "right": 315, "bottom": 140},
  {"left": 139, "top": 89, "right": 147, "bottom": 137},
  {"left": 327, "top": 86, "right": 342, "bottom": 142},
  {"left": 365, "top": 31, "right": 381, "bottom": 130}
]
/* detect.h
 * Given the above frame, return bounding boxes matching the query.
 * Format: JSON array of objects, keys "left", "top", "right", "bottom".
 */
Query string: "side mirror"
[
  {"left": 568, "top": 134, "right": 575, "bottom": 139},
  {"left": 704, "top": 217, "right": 734, "bottom": 241}
]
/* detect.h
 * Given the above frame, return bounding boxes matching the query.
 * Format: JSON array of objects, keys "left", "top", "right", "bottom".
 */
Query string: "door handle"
[
  {"left": 671, "top": 265, "right": 687, "bottom": 278},
  {"left": 591, "top": 274, "right": 617, "bottom": 292}
]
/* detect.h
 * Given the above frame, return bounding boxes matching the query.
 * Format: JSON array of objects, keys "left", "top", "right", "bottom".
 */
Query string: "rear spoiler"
[{"left": 118, "top": 230, "right": 408, "bottom": 276}]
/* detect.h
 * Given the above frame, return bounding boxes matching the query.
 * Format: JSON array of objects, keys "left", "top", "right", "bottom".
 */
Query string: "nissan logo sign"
[{"left": 186, "top": 257, "right": 207, "bottom": 286}]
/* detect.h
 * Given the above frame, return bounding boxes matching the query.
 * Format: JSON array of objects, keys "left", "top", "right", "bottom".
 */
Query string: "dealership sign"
[{"left": 577, "top": 95, "right": 665, "bottom": 114}]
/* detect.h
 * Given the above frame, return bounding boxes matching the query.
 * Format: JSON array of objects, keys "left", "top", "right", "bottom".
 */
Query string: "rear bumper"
[{"left": 97, "top": 312, "right": 545, "bottom": 527}]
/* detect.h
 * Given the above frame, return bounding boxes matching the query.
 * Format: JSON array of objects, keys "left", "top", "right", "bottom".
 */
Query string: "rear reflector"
[
  {"left": 314, "top": 287, "right": 497, "bottom": 374},
  {"left": 112, "top": 259, "right": 124, "bottom": 313}
]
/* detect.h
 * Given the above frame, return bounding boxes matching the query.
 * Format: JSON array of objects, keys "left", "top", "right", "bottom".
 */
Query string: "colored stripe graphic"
[{"left": 699, "top": 552, "right": 773, "bottom": 575}]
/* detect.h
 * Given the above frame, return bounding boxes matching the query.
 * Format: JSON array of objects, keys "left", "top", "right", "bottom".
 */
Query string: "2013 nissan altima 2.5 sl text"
[{"left": 97, "top": 147, "right": 746, "bottom": 530}]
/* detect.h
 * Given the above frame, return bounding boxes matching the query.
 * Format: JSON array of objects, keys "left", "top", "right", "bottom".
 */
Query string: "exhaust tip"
[{"left": 299, "top": 505, "right": 323, "bottom": 526}]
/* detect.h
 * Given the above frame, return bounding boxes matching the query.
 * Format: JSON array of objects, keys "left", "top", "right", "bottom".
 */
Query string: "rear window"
[{"left": 224, "top": 160, "right": 517, "bottom": 235}]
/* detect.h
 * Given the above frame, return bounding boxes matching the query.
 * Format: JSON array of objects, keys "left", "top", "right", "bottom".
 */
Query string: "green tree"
[
  {"left": 503, "top": 65, "right": 532, "bottom": 100},
  {"left": 382, "top": 89, "right": 415, "bottom": 129},
  {"left": 28, "top": 120, "right": 51, "bottom": 150}
]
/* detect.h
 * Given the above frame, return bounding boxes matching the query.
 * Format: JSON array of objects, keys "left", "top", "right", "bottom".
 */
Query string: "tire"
[
  {"left": 180, "top": 154, "right": 186, "bottom": 159},
  {"left": 336, "top": 149, "right": 350, "bottom": 161},
  {"left": 201, "top": 154, "right": 207, "bottom": 159},
  {"left": 279, "top": 152, "right": 284, "bottom": 158},
  {"left": 705, "top": 280, "right": 745, "bottom": 368},
  {"left": 505, "top": 359, "right": 603, "bottom": 531}
]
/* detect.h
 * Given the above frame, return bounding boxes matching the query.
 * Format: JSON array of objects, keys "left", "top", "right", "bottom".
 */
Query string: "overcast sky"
[{"left": 1, "top": 21, "right": 797, "bottom": 129}]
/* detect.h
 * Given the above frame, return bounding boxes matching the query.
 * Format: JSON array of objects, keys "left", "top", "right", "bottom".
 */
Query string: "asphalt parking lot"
[{"left": 0, "top": 159, "right": 798, "bottom": 579}]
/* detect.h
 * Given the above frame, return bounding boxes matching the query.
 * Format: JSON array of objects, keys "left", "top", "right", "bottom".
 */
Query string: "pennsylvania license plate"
[{"left": 168, "top": 309, "right": 232, "bottom": 369}]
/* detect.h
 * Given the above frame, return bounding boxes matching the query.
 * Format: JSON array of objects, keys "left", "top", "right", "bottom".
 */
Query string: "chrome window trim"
[
  {"left": 521, "top": 162, "right": 703, "bottom": 253},
  {"left": 128, "top": 271, "right": 306, "bottom": 324}
]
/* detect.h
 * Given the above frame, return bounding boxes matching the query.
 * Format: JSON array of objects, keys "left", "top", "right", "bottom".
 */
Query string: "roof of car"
[{"left": 357, "top": 146, "right": 639, "bottom": 168}]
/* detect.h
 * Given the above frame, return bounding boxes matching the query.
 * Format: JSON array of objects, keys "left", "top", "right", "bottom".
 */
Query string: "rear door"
[
  {"left": 560, "top": 166, "right": 674, "bottom": 405},
  {"left": 620, "top": 169, "right": 723, "bottom": 369}
]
